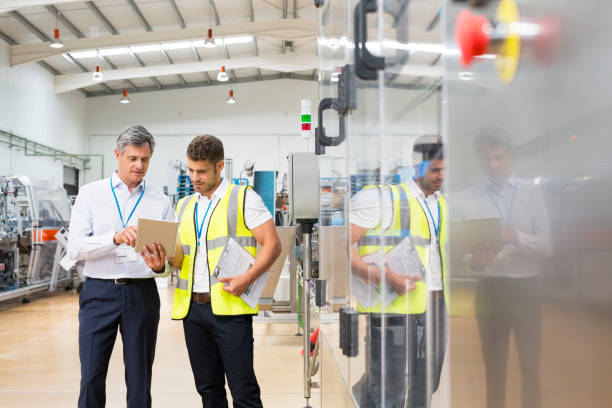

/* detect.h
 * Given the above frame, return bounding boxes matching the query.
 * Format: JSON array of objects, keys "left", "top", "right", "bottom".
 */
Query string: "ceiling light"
[
  {"left": 204, "top": 0, "right": 216, "bottom": 49},
  {"left": 49, "top": 11, "right": 63, "bottom": 49},
  {"left": 92, "top": 64, "right": 103, "bottom": 82},
  {"left": 50, "top": 28, "right": 64, "bottom": 49},
  {"left": 204, "top": 28, "right": 216, "bottom": 48},
  {"left": 120, "top": 89, "right": 131, "bottom": 104},
  {"left": 226, "top": 89, "right": 237, "bottom": 104},
  {"left": 217, "top": 66, "right": 229, "bottom": 82}
]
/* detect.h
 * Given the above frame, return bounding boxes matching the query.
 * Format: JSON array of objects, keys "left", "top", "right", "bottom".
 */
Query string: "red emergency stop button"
[{"left": 455, "top": 9, "right": 490, "bottom": 66}]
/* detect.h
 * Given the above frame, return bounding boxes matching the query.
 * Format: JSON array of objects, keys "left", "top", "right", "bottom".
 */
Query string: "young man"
[
  {"left": 68, "top": 125, "right": 174, "bottom": 408},
  {"left": 144, "top": 134, "right": 281, "bottom": 408},
  {"left": 350, "top": 135, "right": 447, "bottom": 408}
]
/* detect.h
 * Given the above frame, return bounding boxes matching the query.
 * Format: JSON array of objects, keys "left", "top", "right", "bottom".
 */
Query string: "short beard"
[
  {"left": 201, "top": 168, "right": 219, "bottom": 194},
  {"left": 417, "top": 177, "right": 440, "bottom": 193}
]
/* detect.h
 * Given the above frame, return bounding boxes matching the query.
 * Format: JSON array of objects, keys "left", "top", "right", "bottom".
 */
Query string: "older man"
[{"left": 68, "top": 125, "right": 174, "bottom": 408}]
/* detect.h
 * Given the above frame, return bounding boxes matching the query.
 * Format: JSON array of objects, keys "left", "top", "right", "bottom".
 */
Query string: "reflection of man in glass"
[
  {"left": 469, "top": 127, "right": 552, "bottom": 408},
  {"left": 350, "top": 135, "right": 447, "bottom": 408},
  {"left": 39, "top": 207, "right": 56, "bottom": 227}
]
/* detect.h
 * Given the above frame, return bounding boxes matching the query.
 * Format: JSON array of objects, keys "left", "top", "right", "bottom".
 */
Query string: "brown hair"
[{"left": 187, "top": 134, "right": 224, "bottom": 163}]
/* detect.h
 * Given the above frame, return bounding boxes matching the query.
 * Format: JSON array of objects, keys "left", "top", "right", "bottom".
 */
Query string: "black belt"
[
  {"left": 192, "top": 292, "right": 211, "bottom": 304},
  {"left": 86, "top": 277, "right": 152, "bottom": 285}
]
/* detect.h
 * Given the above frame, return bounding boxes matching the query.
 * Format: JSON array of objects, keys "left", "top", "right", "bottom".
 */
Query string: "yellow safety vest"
[
  {"left": 171, "top": 184, "right": 258, "bottom": 320},
  {"left": 356, "top": 183, "right": 448, "bottom": 314}
]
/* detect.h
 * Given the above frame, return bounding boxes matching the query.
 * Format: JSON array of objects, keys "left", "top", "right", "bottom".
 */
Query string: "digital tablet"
[{"left": 134, "top": 218, "right": 179, "bottom": 257}]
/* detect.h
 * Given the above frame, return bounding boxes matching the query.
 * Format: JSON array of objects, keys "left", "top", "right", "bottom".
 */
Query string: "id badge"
[{"left": 116, "top": 245, "right": 138, "bottom": 263}]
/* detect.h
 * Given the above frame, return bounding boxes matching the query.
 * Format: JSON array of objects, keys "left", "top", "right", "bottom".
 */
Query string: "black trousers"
[
  {"left": 352, "top": 291, "right": 447, "bottom": 408},
  {"left": 78, "top": 278, "right": 160, "bottom": 408},
  {"left": 476, "top": 277, "right": 541, "bottom": 408},
  {"left": 183, "top": 302, "right": 262, "bottom": 408}
]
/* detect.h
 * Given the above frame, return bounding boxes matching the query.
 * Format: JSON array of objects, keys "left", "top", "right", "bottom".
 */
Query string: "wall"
[
  {"left": 84, "top": 79, "right": 439, "bottom": 192},
  {"left": 0, "top": 40, "right": 87, "bottom": 189},
  {"left": 85, "top": 79, "right": 317, "bottom": 190}
]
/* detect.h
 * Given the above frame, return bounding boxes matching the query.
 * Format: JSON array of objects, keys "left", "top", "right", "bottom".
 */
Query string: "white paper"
[
  {"left": 351, "top": 251, "right": 393, "bottom": 308},
  {"left": 351, "top": 237, "right": 425, "bottom": 308},
  {"left": 54, "top": 228, "right": 69, "bottom": 249},
  {"left": 116, "top": 245, "right": 138, "bottom": 263},
  {"left": 384, "top": 237, "right": 426, "bottom": 279},
  {"left": 60, "top": 254, "right": 77, "bottom": 271},
  {"left": 213, "top": 237, "right": 269, "bottom": 309},
  {"left": 350, "top": 273, "right": 382, "bottom": 309}
]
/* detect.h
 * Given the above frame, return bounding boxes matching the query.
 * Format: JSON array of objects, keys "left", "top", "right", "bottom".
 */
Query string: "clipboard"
[
  {"left": 134, "top": 218, "right": 179, "bottom": 257},
  {"left": 214, "top": 237, "right": 269, "bottom": 309}
]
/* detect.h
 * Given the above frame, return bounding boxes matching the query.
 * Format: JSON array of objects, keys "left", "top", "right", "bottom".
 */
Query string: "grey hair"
[
  {"left": 116, "top": 125, "right": 155, "bottom": 154},
  {"left": 475, "top": 126, "right": 513, "bottom": 152}
]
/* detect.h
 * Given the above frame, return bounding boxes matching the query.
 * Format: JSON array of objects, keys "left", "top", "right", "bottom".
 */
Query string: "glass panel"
[
  {"left": 345, "top": 0, "right": 384, "bottom": 405},
  {"left": 346, "top": 1, "right": 445, "bottom": 407},
  {"left": 317, "top": 1, "right": 352, "bottom": 407},
  {"left": 445, "top": 1, "right": 612, "bottom": 407}
]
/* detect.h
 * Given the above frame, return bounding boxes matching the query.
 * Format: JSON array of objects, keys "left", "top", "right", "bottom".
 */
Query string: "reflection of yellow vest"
[
  {"left": 356, "top": 183, "right": 448, "bottom": 314},
  {"left": 171, "top": 184, "right": 258, "bottom": 320}
]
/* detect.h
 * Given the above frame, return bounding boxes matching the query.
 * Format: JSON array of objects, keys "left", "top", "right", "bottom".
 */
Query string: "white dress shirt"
[
  {"left": 191, "top": 179, "right": 272, "bottom": 293},
  {"left": 350, "top": 178, "right": 444, "bottom": 291},
  {"left": 67, "top": 171, "right": 174, "bottom": 279},
  {"left": 454, "top": 175, "right": 552, "bottom": 278}
]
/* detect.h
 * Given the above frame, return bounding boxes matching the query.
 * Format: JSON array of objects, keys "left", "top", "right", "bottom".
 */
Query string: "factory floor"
[
  {"left": 4, "top": 285, "right": 612, "bottom": 408},
  {"left": 0, "top": 287, "right": 318, "bottom": 407}
]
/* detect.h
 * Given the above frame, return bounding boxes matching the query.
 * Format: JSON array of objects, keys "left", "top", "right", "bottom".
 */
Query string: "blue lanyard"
[
  {"left": 195, "top": 199, "right": 213, "bottom": 247},
  {"left": 110, "top": 178, "right": 145, "bottom": 228},
  {"left": 423, "top": 199, "right": 440, "bottom": 241},
  {"left": 487, "top": 178, "right": 517, "bottom": 223}
]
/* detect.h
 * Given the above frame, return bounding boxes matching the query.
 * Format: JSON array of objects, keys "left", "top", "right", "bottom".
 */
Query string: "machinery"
[
  {"left": 288, "top": 152, "right": 322, "bottom": 408},
  {"left": 0, "top": 176, "right": 73, "bottom": 302},
  {"left": 308, "top": 0, "right": 612, "bottom": 407}
]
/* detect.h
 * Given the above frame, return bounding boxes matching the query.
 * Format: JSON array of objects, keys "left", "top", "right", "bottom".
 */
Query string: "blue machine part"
[
  {"left": 253, "top": 171, "right": 276, "bottom": 216},
  {"left": 177, "top": 174, "right": 194, "bottom": 200},
  {"left": 233, "top": 178, "right": 250, "bottom": 186}
]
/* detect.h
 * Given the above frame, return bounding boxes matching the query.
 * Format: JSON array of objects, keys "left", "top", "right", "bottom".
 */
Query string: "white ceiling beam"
[
  {"left": 0, "top": 0, "right": 81, "bottom": 14},
  {"left": 55, "top": 54, "right": 320, "bottom": 94},
  {"left": 11, "top": 18, "right": 318, "bottom": 66},
  {"left": 55, "top": 53, "right": 443, "bottom": 94},
  {"left": 11, "top": 20, "right": 439, "bottom": 68}
]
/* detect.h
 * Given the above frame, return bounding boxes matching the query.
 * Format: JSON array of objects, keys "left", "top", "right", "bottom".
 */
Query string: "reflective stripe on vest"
[
  {"left": 357, "top": 235, "right": 430, "bottom": 247},
  {"left": 171, "top": 184, "right": 258, "bottom": 320},
  {"left": 207, "top": 235, "right": 256, "bottom": 251},
  {"left": 177, "top": 277, "right": 188, "bottom": 291},
  {"left": 355, "top": 183, "right": 447, "bottom": 314},
  {"left": 177, "top": 193, "right": 196, "bottom": 224}
]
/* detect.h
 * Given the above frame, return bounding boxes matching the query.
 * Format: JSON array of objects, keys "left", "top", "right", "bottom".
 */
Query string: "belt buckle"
[{"left": 114, "top": 278, "right": 128, "bottom": 285}]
